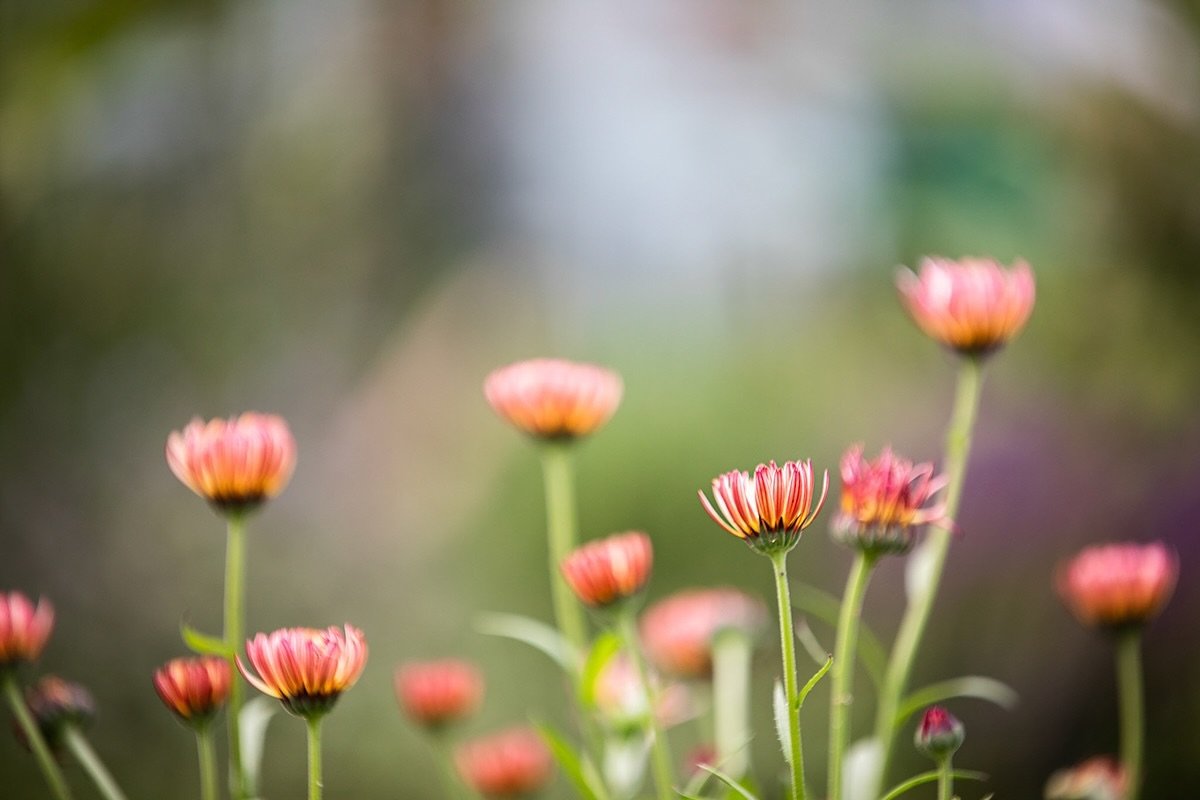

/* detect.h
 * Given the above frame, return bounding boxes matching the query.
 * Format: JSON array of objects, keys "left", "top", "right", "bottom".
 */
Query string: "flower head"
[
  {"left": 914, "top": 706, "right": 964, "bottom": 760},
  {"left": 0, "top": 592, "right": 54, "bottom": 669},
  {"left": 1057, "top": 542, "right": 1178, "bottom": 630},
  {"left": 1044, "top": 756, "right": 1127, "bottom": 800},
  {"left": 153, "top": 657, "right": 231, "bottom": 726},
  {"left": 592, "top": 653, "right": 691, "bottom": 737},
  {"left": 484, "top": 358, "right": 623, "bottom": 441},
  {"left": 832, "top": 445, "right": 947, "bottom": 556},
  {"left": 456, "top": 727, "right": 554, "bottom": 797},
  {"left": 238, "top": 625, "right": 367, "bottom": 719},
  {"left": 560, "top": 531, "right": 653, "bottom": 608},
  {"left": 20, "top": 676, "right": 94, "bottom": 750},
  {"left": 395, "top": 659, "right": 483, "bottom": 729},
  {"left": 699, "top": 460, "right": 829, "bottom": 555},
  {"left": 896, "top": 257, "right": 1035, "bottom": 356},
  {"left": 639, "top": 588, "right": 766, "bottom": 678},
  {"left": 166, "top": 413, "right": 296, "bottom": 514}
]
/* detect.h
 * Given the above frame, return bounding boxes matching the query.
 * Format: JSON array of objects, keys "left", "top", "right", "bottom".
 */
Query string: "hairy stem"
[
  {"left": 225, "top": 513, "right": 248, "bottom": 799},
  {"left": 827, "top": 552, "right": 877, "bottom": 800},
  {"left": 771, "top": 550, "right": 806, "bottom": 800},
  {"left": 307, "top": 716, "right": 324, "bottom": 800},
  {"left": 63, "top": 727, "right": 129, "bottom": 800},
  {"left": 196, "top": 724, "right": 218, "bottom": 800},
  {"left": 1116, "top": 630, "right": 1145, "bottom": 800},
  {"left": 539, "top": 444, "right": 588, "bottom": 659}
]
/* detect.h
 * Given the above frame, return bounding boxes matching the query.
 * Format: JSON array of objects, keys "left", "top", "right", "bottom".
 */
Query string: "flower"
[
  {"left": 914, "top": 706, "right": 964, "bottom": 760},
  {"left": 1057, "top": 542, "right": 1178, "bottom": 630},
  {"left": 456, "top": 727, "right": 553, "bottom": 797},
  {"left": 0, "top": 592, "right": 54, "bottom": 669},
  {"left": 166, "top": 413, "right": 296, "bottom": 513},
  {"left": 639, "top": 588, "right": 766, "bottom": 678},
  {"left": 394, "top": 659, "right": 483, "bottom": 729},
  {"left": 484, "top": 358, "right": 623, "bottom": 441},
  {"left": 592, "top": 653, "right": 691, "bottom": 737},
  {"left": 896, "top": 257, "right": 1035, "bottom": 356},
  {"left": 20, "top": 676, "right": 94, "bottom": 750},
  {"left": 153, "top": 657, "right": 231, "bottom": 726},
  {"left": 699, "top": 460, "right": 829, "bottom": 555},
  {"left": 560, "top": 531, "right": 653, "bottom": 608},
  {"left": 831, "top": 445, "right": 947, "bottom": 556},
  {"left": 238, "top": 625, "right": 367, "bottom": 719},
  {"left": 1044, "top": 756, "right": 1127, "bottom": 800}
]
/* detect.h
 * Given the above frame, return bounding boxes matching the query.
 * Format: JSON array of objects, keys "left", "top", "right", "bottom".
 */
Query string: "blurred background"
[{"left": 2, "top": 0, "right": 1200, "bottom": 797}]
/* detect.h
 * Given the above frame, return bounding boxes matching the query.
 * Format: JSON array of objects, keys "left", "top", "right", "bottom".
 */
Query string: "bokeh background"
[{"left": 3, "top": 0, "right": 1200, "bottom": 797}]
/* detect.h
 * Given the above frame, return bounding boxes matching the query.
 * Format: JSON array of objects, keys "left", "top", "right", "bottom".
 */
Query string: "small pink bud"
[{"left": 914, "top": 706, "right": 964, "bottom": 760}]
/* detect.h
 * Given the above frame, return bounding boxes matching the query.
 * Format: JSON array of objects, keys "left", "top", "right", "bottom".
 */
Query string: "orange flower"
[
  {"left": 560, "top": 531, "right": 653, "bottom": 608},
  {"left": 166, "top": 413, "right": 296, "bottom": 513},
  {"left": 238, "top": 625, "right": 367, "bottom": 719},
  {"left": 1044, "top": 756, "right": 1126, "bottom": 800},
  {"left": 1057, "top": 542, "right": 1178, "bottom": 629},
  {"left": 394, "top": 659, "right": 483, "bottom": 729},
  {"left": 0, "top": 592, "right": 54, "bottom": 668},
  {"left": 484, "top": 358, "right": 623, "bottom": 440},
  {"left": 639, "top": 588, "right": 766, "bottom": 678},
  {"left": 896, "top": 257, "right": 1035, "bottom": 356},
  {"left": 699, "top": 460, "right": 829, "bottom": 555},
  {"left": 456, "top": 727, "right": 553, "bottom": 797},
  {"left": 832, "top": 445, "right": 947, "bottom": 556},
  {"left": 22, "top": 676, "right": 95, "bottom": 749},
  {"left": 153, "top": 657, "right": 231, "bottom": 725}
]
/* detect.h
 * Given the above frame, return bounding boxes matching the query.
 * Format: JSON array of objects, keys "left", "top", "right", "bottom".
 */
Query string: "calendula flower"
[
  {"left": 1057, "top": 542, "right": 1178, "bottom": 630},
  {"left": 20, "top": 676, "right": 95, "bottom": 750},
  {"left": 831, "top": 445, "right": 947, "bottom": 556},
  {"left": 914, "top": 706, "right": 964, "bottom": 760},
  {"left": 0, "top": 592, "right": 54, "bottom": 669},
  {"left": 166, "top": 412, "right": 296, "bottom": 513},
  {"left": 238, "top": 625, "right": 367, "bottom": 719},
  {"left": 699, "top": 460, "right": 829, "bottom": 555},
  {"left": 484, "top": 358, "right": 623, "bottom": 440},
  {"left": 560, "top": 531, "right": 653, "bottom": 608},
  {"left": 896, "top": 257, "right": 1035, "bottom": 356},
  {"left": 1044, "top": 756, "right": 1127, "bottom": 800},
  {"left": 456, "top": 727, "right": 553, "bottom": 797},
  {"left": 394, "top": 659, "right": 483, "bottom": 729},
  {"left": 153, "top": 657, "right": 231, "bottom": 726},
  {"left": 639, "top": 588, "right": 766, "bottom": 678}
]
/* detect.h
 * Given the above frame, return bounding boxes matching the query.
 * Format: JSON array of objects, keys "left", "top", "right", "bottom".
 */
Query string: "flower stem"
[
  {"left": 431, "top": 730, "right": 465, "bottom": 800},
  {"left": 224, "top": 513, "right": 248, "bottom": 799},
  {"left": 712, "top": 629, "right": 753, "bottom": 782},
  {"left": 827, "top": 552, "right": 877, "bottom": 800},
  {"left": 539, "top": 444, "right": 588, "bottom": 658},
  {"left": 770, "top": 550, "right": 806, "bottom": 800},
  {"left": 618, "top": 609, "right": 675, "bottom": 800},
  {"left": 62, "top": 726, "right": 129, "bottom": 800},
  {"left": 936, "top": 756, "right": 953, "bottom": 800},
  {"left": 196, "top": 724, "right": 218, "bottom": 800},
  {"left": 307, "top": 716, "right": 324, "bottom": 800},
  {"left": 871, "top": 358, "right": 984, "bottom": 792},
  {"left": 3, "top": 674, "right": 74, "bottom": 800},
  {"left": 1116, "top": 630, "right": 1145, "bottom": 800}
]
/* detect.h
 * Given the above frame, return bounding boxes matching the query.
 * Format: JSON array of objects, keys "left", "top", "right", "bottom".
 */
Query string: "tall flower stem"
[
  {"left": 936, "top": 756, "right": 953, "bottom": 800},
  {"left": 307, "top": 716, "right": 324, "bottom": 800},
  {"left": 618, "top": 609, "right": 675, "bottom": 800},
  {"left": 539, "top": 444, "right": 588, "bottom": 657},
  {"left": 770, "top": 550, "right": 807, "bottom": 800},
  {"left": 224, "top": 513, "right": 249, "bottom": 799},
  {"left": 827, "top": 552, "right": 878, "bottom": 800},
  {"left": 1116, "top": 630, "right": 1145, "bottom": 800},
  {"left": 62, "top": 726, "right": 129, "bottom": 800},
  {"left": 871, "top": 358, "right": 984, "bottom": 790},
  {"left": 196, "top": 725, "right": 219, "bottom": 800},
  {"left": 712, "top": 629, "right": 753, "bottom": 781},
  {"left": 3, "top": 674, "right": 73, "bottom": 800},
  {"left": 431, "top": 731, "right": 466, "bottom": 800}
]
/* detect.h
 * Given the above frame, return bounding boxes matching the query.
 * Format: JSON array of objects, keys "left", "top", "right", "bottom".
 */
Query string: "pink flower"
[
  {"left": 914, "top": 706, "right": 964, "bottom": 759},
  {"left": 153, "top": 657, "right": 231, "bottom": 725},
  {"left": 561, "top": 531, "right": 653, "bottom": 608},
  {"left": 0, "top": 592, "right": 54, "bottom": 668},
  {"left": 1058, "top": 542, "right": 1178, "bottom": 629},
  {"left": 639, "top": 588, "right": 766, "bottom": 678},
  {"left": 592, "top": 653, "right": 691, "bottom": 734},
  {"left": 699, "top": 460, "right": 829, "bottom": 555},
  {"left": 832, "top": 445, "right": 947, "bottom": 555},
  {"left": 896, "top": 257, "right": 1035, "bottom": 356},
  {"left": 1044, "top": 756, "right": 1127, "bottom": 800},
  {"left": 22, "top": 676, "right": 95, "bottom": 749},
  {"left": 166, "top": 413, "right": 296, "bottom": 513},
  {"left": 484, "top": 358, "right": 623, "bottom": 440},
  {"left": 394, "top": 659, "right": 483, "bottom": 729},
  {"left": 456, "top": 727, "right": 553, "bottom": 797},
  {"left": 238, "top": 625, "right": 367, "bottom": 718}
]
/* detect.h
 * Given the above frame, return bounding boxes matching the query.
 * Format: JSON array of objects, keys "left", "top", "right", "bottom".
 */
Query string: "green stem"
[
  {"left": 196, "top": 724, "right": 218, "bottom": 800},
  {"left": 1116, "top": 630, "right": 1144, "bottom": 800},
  {"left": 539, "top": 444, "right": 588, "bottom": 658},
  {"left": 3, "top": 673, "right": 73, "bottom": 800},
  {"left": 827, "top": 552, "right": 877, "bottom": 800},
  {"left": 432, "top": 730, "right": 466, "bottom": 800},
  {"left": 225, "top": 513, "right": 248, "bottom": 799},
  {"left": 62, "top": 727, "right": 129, "bottom": 800},
  {"left": 937, "top": 756, "right": 953, "bottom": 800},
  {"left": 770, "top": 550, "right": 806, "bottom": 800},
  {"left": 307, "top": 715, "right": 324, "bottom": 800},
  {"left": 618, "top": 610, "right": 675, "bottom": 800},
  {"left": 712, "top": 630, "right": 753, "bottom": 781},
  {"left": 871, "top": 359, "right": 984, "bottom": 792}
]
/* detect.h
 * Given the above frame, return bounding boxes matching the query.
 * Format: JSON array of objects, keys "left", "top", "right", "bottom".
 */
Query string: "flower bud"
[
  {"left": 560, "top": 531, "right": 653, "bottom": 608},
  {"left": 456, "top": 727, "right": 553, "bottom": 797},
  {"left": 153, "top": 657, "right": 231, "bottom": 727},
  {"left": 1044, "top": 756, "right": 1126, "bottom": 800},
  {"left": 18, "top": 676, "right": 94, "bottom": 751},
  {"left": 1057, "top": 542, "right": 1177, "bottom": 630},
  {"left": 914, "top": 706, "right": 963, "bottom": 760},
  {"left": 394, "top": 659, "right": 483, "bottom": 729}
]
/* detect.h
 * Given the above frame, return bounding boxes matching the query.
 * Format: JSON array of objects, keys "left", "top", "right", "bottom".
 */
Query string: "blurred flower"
[
  {"left": 0, "top": 592, "right": 54, "bottom": 669},
  {"left": 592, "top": 653, "right": 691, "bottom": 736},
  {"left": 561, "top": 531, "right": 653, "bottom": 608},
  {"left": 683, "top": 743, "right": 717, "bottom": 778},
  {"left": 639, "top": 588, "right": 766, "bottom": 678},
  {"left": 19, "top": 676, "right": 94, "bottom": 750},
  {"left": 914, "top": 706, "right": 964, "bottom": 760},
  {"left": 1044, "top": 756, "right": 1127, "bottom": 800},
  {"left": 456, "top": 727, "right": 553, "bottom": 797},
  {"left": 166, "top": 413, "right": 296, "bottom": 513},
  {"left": 831, "top": 445, "right": 947, "bottom": 556},
  {"left": 394, "top": 659, "right": 483, "bottom": 729},
  {"left": 153, "top": 657, "right": 231, "bottom": 726},
  {"left": 484, "top": 358, "right": 623, "bottom": 441},
  {"left": 238, "top": 625, "right": 367, "bottom": 719},
  {"left": 1057, "top": 542, "right": 1178, "bottom": 629},
  {"left": 896, "top": 257, "right": 1035, "bottom": 356},
  {"left": 699, "top": 460, "right": 829, "bottom": 555}
]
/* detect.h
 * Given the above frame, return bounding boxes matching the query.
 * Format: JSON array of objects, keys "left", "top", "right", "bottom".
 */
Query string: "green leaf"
[
  {"left": 580, "top": 632, "right": 622, "bottom": 708},
  {"left": 180, "top": 620, "right": 231, "bottom": 657},
  {"left": 698, "top": 765, "right": 760, "bottom": 800},
  {"left": 534, "top": 722, "right": 609, "bottom": 800},
  {"left": 790, "top": 583, "right": 886, "bottom": 691},
  {"left": 475, "top": 612, "right": 576, "bottom": 671},
  {"left": 772, "top": 680, "right": 791, "bottom": 767},
  {"left": 798, "top": 655, "right": 833, "bottom": 708},
  {"left": 239, "top": 697, "right": 278, "bottom": 795},
  {"left": 879, "top": 769, "right": 987, "bottom": 800},
  {"left": 896, "top": 676, "right": 1018, "bottom": 726}
]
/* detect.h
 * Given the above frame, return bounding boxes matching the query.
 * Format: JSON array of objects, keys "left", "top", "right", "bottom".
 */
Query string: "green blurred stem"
[
  {"left": 936, "top": 756, "right": 953, "bottom": 800},
  {"left": 712, "top": 629, "right": 753, "bottom": 781},
  {"left": 3, "top": 674, "right": 73, "bottom": 800},
  {"left": 539, "top": 444, "right": 588, "bottom": 659},
  {"left": 307, "top": 716, "right": 324, "bottom": 800},
  {"left": 827, "top": 552, "right": 877, "bottom": 800},
  {"left": 196, "top": 724, "right": 218, "bottom": 800},
  {"left": 770, "top": 550, "right": 807, "bottom": 800},
  {"left": 62, "top": 726, "right": 129, "bottom": 800},
  {"left": 432, "top": 730, "right": 466, "bottom": 800},
  {"left": 224, "top": 513, "right": 249, "bottom": 800},
  {"left": 871, "top": 358, "right": 984, "bottom": 792},
  {"left": 1116, "top": 630, "right": 1144, "bottom": 800},
  {"left": 618, "top": 609, "right": 675, "bottom": 800}
]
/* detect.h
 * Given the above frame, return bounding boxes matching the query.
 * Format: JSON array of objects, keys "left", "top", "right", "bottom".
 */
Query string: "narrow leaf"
[
  {"left": 793, "top": 618, "right": 829, "bottom": 667},
  {"left": 790, "top": 583, "right": 886, "bottom": 691},
  {"left": 896, "top": 676, "right": 1018, "bottom": 725},
  {"left": 699, "top": 765, "right": 761, "bottom": 800},
  {"left": 798, "top": 655, "right": 833, "bottom": 708},
  {"left": 475, "top": 612, "right": 576, "bottom": 671},
  {"left": 880, "top": 769, "right": 987, "bottom": 800},
  {"left": 239, "top": 697, "right": 278, "bottom": 795},
  {"left": 180, "top": 621, "right": 231, "bottom": 657},
  {"left": 772, "top": 680, "right": 791, "bottom": 766},
  {"left": 581, "top": 632, "right": 622, "bottom": 708},
  {"left": 535, "top": 723, "right": 608, "bottom": 800}
]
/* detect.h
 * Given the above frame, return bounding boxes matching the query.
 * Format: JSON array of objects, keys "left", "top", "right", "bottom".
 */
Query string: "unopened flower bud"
[
  {"left": 914, "top": 706, "right": 963, "bottom": 760},
  {"left": 18, "top": 676, "right": 94, "bottom": 751}
]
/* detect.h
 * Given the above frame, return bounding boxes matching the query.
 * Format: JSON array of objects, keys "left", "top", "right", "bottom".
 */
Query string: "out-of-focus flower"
[
  {"left": 456, "top": 727, "right": 553, "bottom": 797},
  {"left": 166, "top": 413, "right": 296, "bottom": 513},
  {"left": 592, "top": 653, "right": 691, "bottom": 736},
  {"left": 831, "top": 445, "right": 947, "bottom": 556},
  {"left": 20, "top": 676, "right": 94, "bottom": 750},
  {"left": 1057, "top": 542, "right": 1178, "bottom": 630},
  {"left": 1044, "top": 756, "right": 1127, "bottom": 800},
  {"left": 914, "top": 706, "right": 964, "bottom": 760},
  {"left": 639, "top": 588, "right": 766, "bottom": 678},
  {"left": 561, "top": 531, "right": 653, "bottom": 608},
  {"left": 394, "top": 659, "right": 483, "bottom": 729},
  {"left": 153, "top": 657, "right": 231, "bottom": 726},
  {"left": 699, "top": 460, "right": 829, "bottom": 555},
  {"left": 0, "top": 592, "right": 54, "bottom": 669},
  {"left": 683, "top": 744, "right": 718, "bottom": 778},
  {"left": 238, "top": 625, "right": 367, "bottom": 719},
  {"left": 896, "top": 257, "right": 1035, "bottom": 356},
  {"left": 484, "top": 358, "right": 623, "bottom": 441}
]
